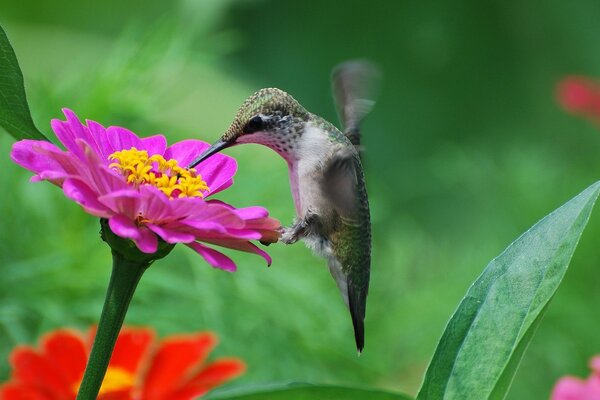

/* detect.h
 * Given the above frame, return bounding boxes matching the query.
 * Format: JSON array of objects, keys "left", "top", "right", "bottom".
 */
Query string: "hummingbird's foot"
[
  {"left": 279, "top": 210, "right": 318, "bottom": 244},
  {"left": 280, "top": 226, "right": 301, "bottom": 244}
]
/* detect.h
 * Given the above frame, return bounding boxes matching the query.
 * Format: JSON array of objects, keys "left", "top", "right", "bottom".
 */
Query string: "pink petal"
[
  {"left": 75, "top": 140, "right": 129, "bottom": 196},
  {"left": 11, "top": 140, "right": 62, "bottom": 172},
  {"left": 186, "top": 242, "right": 236, "bottom": 272},
  {"left": 222, "top": 229, "right": 262, "bottom": 240},
  {"left": 182, "top": 221, "right": 228, "bottom": 236},
  {"left": 163, "top": 140, "right": 211, "bottom": 167},
  {"left": 243, "top": 217, "right": 282, "bottom": 231},
  {"left": 252, "top": 228, "right": 281, "bottom": 244},
  {"left": 109, "top": 214, "right": 143, "bottom": 240},
  {"left": 106, "top": 126, "right": 143, "bottom": 152},
  {"left": 183, "top": 225, "right": 265, "bottom": 243},
  {"left": 33, "top": 170, "right": 72, "bottom": 183},
  {"left": 11, "top": 140, "right": 79, "bottom": 185},
  {"left": 557, "top": 77, "right": 600, "bottom": 113},
  {"left": 138, "top": 185, "right": 178, "bottom": 222},
  {"left": 193, "top": 205, "right": 245, "bottom": 228},
  {"left": 201, "top": 238, "right": 272, "bottom": 266},
  {"left": 234, "top": 206, "right": 269, "bottom": 219},
  {"left": 164, "top": 140, "right": 237, "bottom": 196},
  {"left": 202, "top": 201, "right": 280, "bottom": 230},
  {"left": 588, "top": 373, "right": 600, "bottom": 391},
  {"left": 591, "top": 357, "right": 600, "bottom": 375},
  {"left": 88, "top": 165, "right": 129, "bottom": 198},
  {"left": 169, "top": 202, "right": 245, "bottom": 231},
  {"left": 87, "top": 119, "right": 113, "bottom": 162},
  {"left": 551, "top": 377, "right": 587, "bottom": 400},
  {"left": 98, "top": 190, "right": 141, "bottom": 220},
  {"left": 239, "top": 215, "right": 282, "bottom": 243},
  {"left": 51, "top": 120, "right": 84, "bottom": 160},
  {"left": 201, "top": 168, "right": 236, "bottom": 197},
  {"left": 63, "top": 109, "right": 101, "bottom": 156},
  {"left": 135, "top": 226, "right": 159, "bottom": 254},
  {"left": 205, "top": 199, "right": 232, "bottom": 208},
  {"left": 147, "top": 224, "right": 195, "bottom": 244},
  {"left": 63, "top": 178, "right": 112, "bottom": 218},
  {"left": 141, "top": 135, "right": 167, "bottom": 156},
  {"left": 108, "top": 215, "right": 158, "bottom": 253}
]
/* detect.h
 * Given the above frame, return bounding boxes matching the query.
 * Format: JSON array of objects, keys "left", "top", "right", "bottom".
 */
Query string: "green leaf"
[
  {"left": 417, "top": 181, "right": 600, "bottom": 400},
  {"left": 206, "top": 384, "right": 412, "bottom": 400},
  {"left": 0, "top": 24, "right": 48, "bottom": 141}
]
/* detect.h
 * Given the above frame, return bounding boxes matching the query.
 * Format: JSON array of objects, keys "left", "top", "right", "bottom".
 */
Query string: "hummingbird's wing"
[
  {"left": 321, "top": 150, "right": 371, "bottom": 352},
  {"left": 321, "top": 150, "right": 360, "bottom": 221},
  {"left": 331, "top": 60, "right": 381, "bottom": 153}
]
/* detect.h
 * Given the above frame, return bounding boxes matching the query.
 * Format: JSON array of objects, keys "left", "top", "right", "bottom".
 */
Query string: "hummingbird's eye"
[{"left": 243, "top": 115, "right": 265, "bottom": 134}]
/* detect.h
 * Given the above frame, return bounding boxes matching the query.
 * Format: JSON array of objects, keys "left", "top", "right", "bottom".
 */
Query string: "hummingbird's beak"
[{"left": 187, "top": 139, "right": 233, "bottom": 169}]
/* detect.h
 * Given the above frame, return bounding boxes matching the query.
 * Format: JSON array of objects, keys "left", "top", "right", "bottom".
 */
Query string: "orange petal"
[
  {"left": 86, "top": 326, "right": 155, "bottom": 376},
  {"left": 40, "top": 329, "right": 87, "bottom": 386},
  {"left": 168, "top": 359, "right": 246, "bottom": 400},
  {"left": 97, "top": 388, "right": 132, "bottom": 400},
  {"left": 85, "top": 326, "right": 98, "bottom": 349},
  {"left": 110, "top": 327, "right": 156, "bottom": 375},
  {"left": 10, "top": 346, "right": 71, "bottom": 397},
  {"left": 155, "top": 388, "right": 209, "bottom": 400},
  {"left": 0, "top": 382, "right": 55, "bottom": 400},
  {"left": 141, "top": 333, "right": 217, "bottom": 399}
]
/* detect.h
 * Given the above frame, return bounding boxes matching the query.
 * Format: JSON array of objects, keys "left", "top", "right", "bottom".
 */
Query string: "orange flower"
[{"left": 0, "top": 327, "right": 245, "bottom": 400}]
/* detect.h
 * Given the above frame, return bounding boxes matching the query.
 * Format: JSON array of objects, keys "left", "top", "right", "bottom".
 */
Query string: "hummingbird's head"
[{"left": 188, "top": 88, "right": 310, "bottom": 168}]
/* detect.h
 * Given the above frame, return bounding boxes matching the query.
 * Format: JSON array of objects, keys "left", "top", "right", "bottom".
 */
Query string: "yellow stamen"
[
  {"left": 108, "top": 148, "right": 209, "bottom": 199},
  {"left": 72, "top": 366, "right": 135, "bottom": 395}
]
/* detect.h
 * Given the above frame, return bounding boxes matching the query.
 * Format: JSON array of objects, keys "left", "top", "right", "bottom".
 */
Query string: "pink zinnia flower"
[
  {"left": 551, "top": 356, "right": 600, "bottom": 400},
  {"left": 11, "top": 109, "right": 280, "bottom": 271},
  {"left": 557, "top": 76, "right": 600, "bottom": 123}
]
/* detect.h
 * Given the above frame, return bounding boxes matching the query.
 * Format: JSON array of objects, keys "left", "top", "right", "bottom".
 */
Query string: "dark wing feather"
[
  {"left": 321, "top": 150, "right": 360, "bottom": 221},
  {"left": 331, "top": 60, "right": 381, "bottom": 152},
  {"left": 322, "top": 151, "right": 371, "bottom": 353}
]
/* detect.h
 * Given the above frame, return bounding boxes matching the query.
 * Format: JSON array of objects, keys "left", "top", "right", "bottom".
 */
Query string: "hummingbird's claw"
[
  {"left": 279, "top": 210, "right": 319, "bottom": 244},
  {"left": 279, "top": 226, "right": 300, "bottom": 244}
]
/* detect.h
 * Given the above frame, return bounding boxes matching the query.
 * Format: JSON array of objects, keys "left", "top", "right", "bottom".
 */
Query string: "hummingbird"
[{"left": 189, "top": 61, "right": 379, "bottom": 352}]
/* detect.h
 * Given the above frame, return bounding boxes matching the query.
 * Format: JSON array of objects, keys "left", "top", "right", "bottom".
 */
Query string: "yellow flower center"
[
  {"left": 72, "top": 366, "right": 135, "bottom": 395},
  {"left": 108, "top": 147, "right": 209, "bottom": 198}
]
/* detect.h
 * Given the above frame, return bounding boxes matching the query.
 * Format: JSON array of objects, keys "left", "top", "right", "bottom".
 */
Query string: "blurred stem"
[{"left": 76, "top": 250, "right": 149, "bottom": 399}]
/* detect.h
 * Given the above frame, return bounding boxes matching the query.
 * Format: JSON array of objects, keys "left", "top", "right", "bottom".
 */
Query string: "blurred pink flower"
[
  {"left": 557, "top": 76, "right": 600, "bottom": 123},
  {"left": 551, "top": 356, "right": 600, "bottom": 400},
  {"left": 11, "top": 109, "right": 280, "bottom": 271}
]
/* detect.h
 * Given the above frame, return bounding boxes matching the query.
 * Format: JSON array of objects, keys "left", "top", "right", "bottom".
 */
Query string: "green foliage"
[
  {"left": 1, "top": 1, "right": 600, "bottom": 399},
  {"left": 418, "top": 182, "right": 600, "bottom": 399},
  {"left": 0, "top": 25, "right": 47, "bottom": 141},
  {"left": 207, "top": 384, "right": 412, "bottom": 400}
]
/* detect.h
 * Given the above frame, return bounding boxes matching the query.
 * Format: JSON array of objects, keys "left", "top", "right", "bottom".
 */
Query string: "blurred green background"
[{"left": 1, "top": 0, "right": 600, "bottom": 398}]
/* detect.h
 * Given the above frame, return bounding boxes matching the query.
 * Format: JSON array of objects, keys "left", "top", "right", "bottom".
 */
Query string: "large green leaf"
[
  {"left": 0, "top": 24, "right": 47, "bottom": 141},
  {"left": 207, "top": 384, "right": 412, "bottom": 400},
  {"left": 417, "top": 181, "right": 600, "bottom": 400}
]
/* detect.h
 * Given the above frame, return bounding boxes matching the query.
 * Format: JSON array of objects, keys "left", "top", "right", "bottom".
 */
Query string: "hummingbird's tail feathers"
[
  {"left": 326, "top": 255, "right": 366, "bottom": 353},
  {"left": 326, "top": 256, "right": 350, "bottom": 307},
  {"left": 348, "top": 281, "right": 366, "bottom": 353},
  {"left": 331, "top": 60, "right": 381, "bottom": 153}
]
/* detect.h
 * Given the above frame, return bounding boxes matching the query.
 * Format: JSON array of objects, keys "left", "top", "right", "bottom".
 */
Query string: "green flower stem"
[{"left": 76, "top": 250, "right": 149, "bottom": 399}]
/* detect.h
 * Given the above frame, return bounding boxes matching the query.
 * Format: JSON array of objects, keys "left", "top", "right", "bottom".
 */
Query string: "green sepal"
[{"left": 100, "top": 218, "right": 175, "bottom": 264}]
